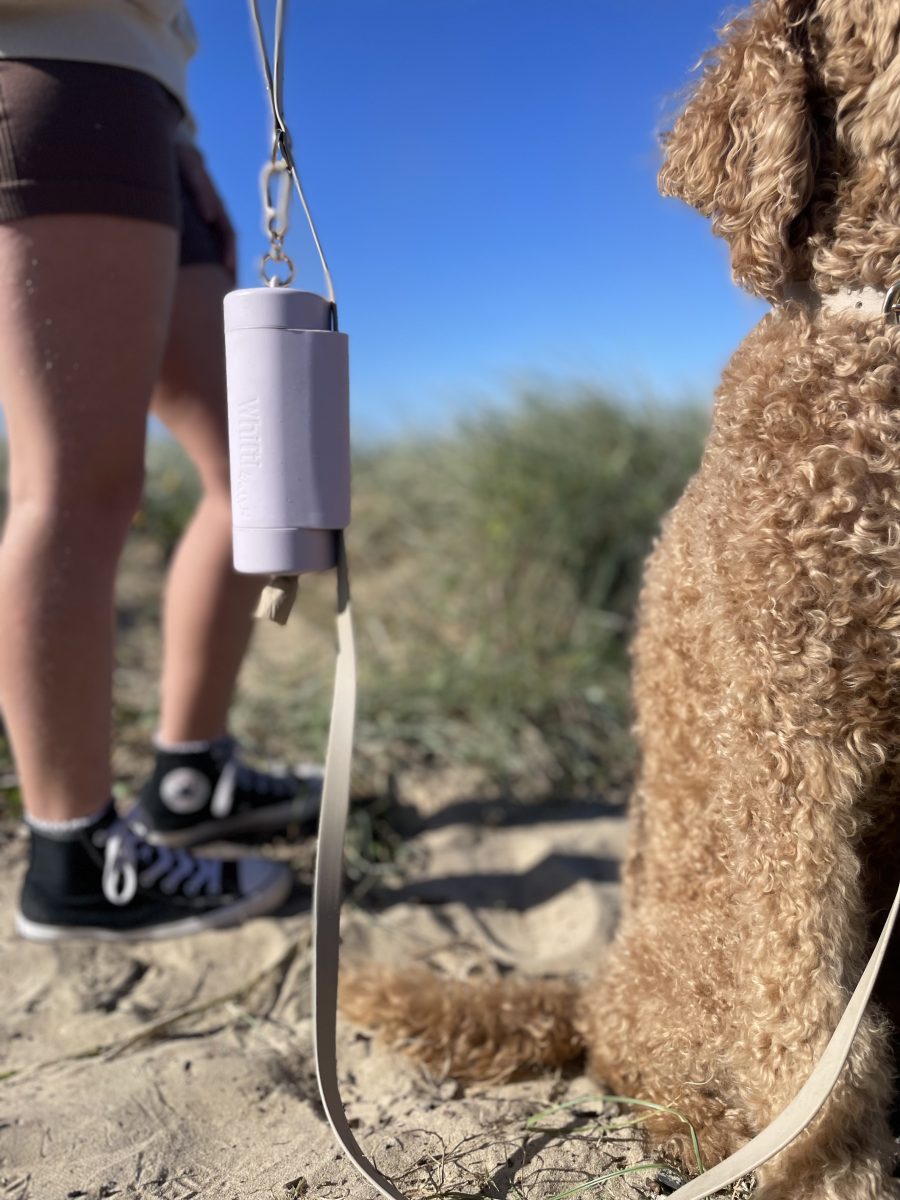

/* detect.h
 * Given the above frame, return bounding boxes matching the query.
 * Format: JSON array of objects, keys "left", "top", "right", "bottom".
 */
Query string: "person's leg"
[
  {"left": 149, "top": 262, "right": 262, "bottom": 745},
  {"left": 0, "top": 213, "right": 178, "bottom": 822},
  {"left": 0, "top": 59, "right": 295, "bottom": 940},
  {"left": 1, "top": 218, "right": 294, "bottom": 940}
]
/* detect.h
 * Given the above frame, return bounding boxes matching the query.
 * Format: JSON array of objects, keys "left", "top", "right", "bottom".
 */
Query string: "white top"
[{"left": 0, "top": 1, "right": 197, "bottom": 120}]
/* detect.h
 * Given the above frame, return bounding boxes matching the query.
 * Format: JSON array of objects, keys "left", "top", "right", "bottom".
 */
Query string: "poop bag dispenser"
[{"left": 224, "top": 287, "right": 350, "bottom": 578}]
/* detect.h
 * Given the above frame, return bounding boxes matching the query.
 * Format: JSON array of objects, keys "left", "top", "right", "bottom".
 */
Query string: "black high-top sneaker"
[
  {"left": 15, "top": 803, "right": 293, "bottom": 942},
  {"left": 133, "top": 734, "right": 322, "bottom": 848}
]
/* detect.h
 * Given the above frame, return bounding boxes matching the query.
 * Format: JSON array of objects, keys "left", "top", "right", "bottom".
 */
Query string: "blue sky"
[{"left": 189, "top": 0, "right": 766, "bottom": 438}]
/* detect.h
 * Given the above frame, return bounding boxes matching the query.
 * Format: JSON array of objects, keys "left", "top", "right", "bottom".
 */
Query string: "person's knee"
[{"left": 8, "top": 457, "right": 146, "bottom": 545}]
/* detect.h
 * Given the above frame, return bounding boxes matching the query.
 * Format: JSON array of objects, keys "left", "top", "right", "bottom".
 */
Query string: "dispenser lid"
[{"left": 224, "top": 288, "right": 332, "bottom": 333}]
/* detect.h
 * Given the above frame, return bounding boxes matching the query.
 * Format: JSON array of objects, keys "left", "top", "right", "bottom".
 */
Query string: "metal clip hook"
[
  {"left": 261, "top": 158, "right": 292, "bottom": 243},
  {"left": 259, "top": 158, "right": 295, "bottom": 287},
  {"left": 883, "top": 281, "right": 900, "bottom": 325}
]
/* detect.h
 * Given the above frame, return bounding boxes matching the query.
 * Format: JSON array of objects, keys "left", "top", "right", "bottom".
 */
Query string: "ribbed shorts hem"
[{"left": 0, "top": 177, "right": 179, "bottom": 227}]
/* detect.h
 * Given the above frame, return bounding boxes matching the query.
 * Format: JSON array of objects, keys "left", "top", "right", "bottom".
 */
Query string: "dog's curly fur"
[{"left": 341, "top": 3, "right": 900, "bottom": 1194}]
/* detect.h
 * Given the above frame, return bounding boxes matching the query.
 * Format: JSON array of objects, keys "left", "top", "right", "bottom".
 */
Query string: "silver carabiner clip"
[
  {"left": 883, "top": 281, "right": 900, "bottom": 326},
  {"left": 261, "top": 158, "right": 292, "bottom": 243},
  {"left": 259, "top": 158, "right": 295, "bottom": 287}
]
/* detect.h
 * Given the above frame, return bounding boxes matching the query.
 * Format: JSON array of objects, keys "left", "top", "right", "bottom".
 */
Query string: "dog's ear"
[{"left": 659, "top": 0, "right": 817, "bottom": 300}]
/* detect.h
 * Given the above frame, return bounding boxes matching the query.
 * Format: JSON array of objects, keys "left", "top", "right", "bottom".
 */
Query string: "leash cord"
[
  {"left": 248, "top": 0, "right": 338, "bottom": 318},
  {"left": 242, "top": 4, "right": 387, "bottom": 1192},
  {"left": 311, "top": 538, "right": 405, "bottom": 1200}
]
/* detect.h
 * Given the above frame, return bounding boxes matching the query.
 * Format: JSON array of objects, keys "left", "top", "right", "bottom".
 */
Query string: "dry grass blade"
[{"left": 527, "top": 1092, "right": 705, "bottom": 1177}]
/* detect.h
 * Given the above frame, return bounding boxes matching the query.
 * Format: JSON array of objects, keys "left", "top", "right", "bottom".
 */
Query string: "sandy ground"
[{"left": 0, "top": 779, "right": 666, "bottom": 1200}]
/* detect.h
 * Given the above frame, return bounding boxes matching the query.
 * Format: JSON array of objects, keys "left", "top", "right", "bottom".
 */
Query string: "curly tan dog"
[{"left": 341, "top": 2, "right": 900, "bottom": 1194}]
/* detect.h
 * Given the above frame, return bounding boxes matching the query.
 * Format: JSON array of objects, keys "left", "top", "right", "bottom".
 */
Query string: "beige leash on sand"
[
  {"left": 309, "top": 563, "right": 900, "bottom": 1200},
  {"left": 310, "top": 558, "right": 900, "bottom": 1198},
  {"left": 310, "top": 538, "right": 404, "bottom": 1200},
  {"left": 309, "top": 285, "right": 900, "bottom": 1199}
]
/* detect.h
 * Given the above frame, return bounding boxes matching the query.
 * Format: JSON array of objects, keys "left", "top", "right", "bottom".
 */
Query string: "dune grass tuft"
[{"left": 341, "top": 388, "right": 707, "bottom": 797}]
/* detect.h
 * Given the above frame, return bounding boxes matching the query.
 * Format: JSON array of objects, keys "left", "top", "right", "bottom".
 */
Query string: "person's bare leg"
[
  {"left": 0, "top": 215, "right": 178, "bottom": 821},
  {"left": 150, "top": 263, "right": 262, "bottom": 744}
]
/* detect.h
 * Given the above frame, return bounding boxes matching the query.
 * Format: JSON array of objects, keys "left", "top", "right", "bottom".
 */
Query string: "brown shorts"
[{"left": 0, "top": 58, "right": 225, "bottom": 267}]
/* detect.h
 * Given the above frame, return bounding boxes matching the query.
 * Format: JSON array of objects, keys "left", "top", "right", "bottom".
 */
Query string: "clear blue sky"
[{"left": 188, "top": 0, "right": 766, "bottom": 438}]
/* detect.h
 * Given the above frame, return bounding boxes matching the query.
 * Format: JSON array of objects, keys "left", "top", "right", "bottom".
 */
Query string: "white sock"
[
  {"left": 153, "top": 730, "right": 230, "bottom": 755},
  {"left": 26, "top": 798, "right": 113, "bottom": 836}
]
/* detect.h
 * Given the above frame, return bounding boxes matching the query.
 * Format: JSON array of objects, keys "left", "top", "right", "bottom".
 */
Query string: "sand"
[{"left": 0, "top": 781, "right": 671, "bottom": 1200}]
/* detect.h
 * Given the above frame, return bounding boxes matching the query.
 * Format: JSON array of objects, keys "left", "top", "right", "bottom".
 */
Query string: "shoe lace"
[{"left": 94, "top": 820, "right": 224, "bottom": 907}]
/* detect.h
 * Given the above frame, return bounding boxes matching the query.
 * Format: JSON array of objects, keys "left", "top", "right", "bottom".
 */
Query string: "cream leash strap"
[
  {"left": 665, "top": 883, "right": 900, "bottom": 1198},
  {"left": 310, "top": 542, "right": 900, "bottom": 1196},
  {"left": 312, "top": 536, "right": 406, "bottom": 1200}
]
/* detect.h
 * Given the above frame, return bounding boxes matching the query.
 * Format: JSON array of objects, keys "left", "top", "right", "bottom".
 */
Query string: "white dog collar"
[{"left": 784, "top": 279, "right": 900, "bottom": 322}]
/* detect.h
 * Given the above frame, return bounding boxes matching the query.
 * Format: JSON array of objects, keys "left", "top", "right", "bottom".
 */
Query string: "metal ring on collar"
[{"left": 882, "top": 281, "right": 900, "bottom": 325}]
